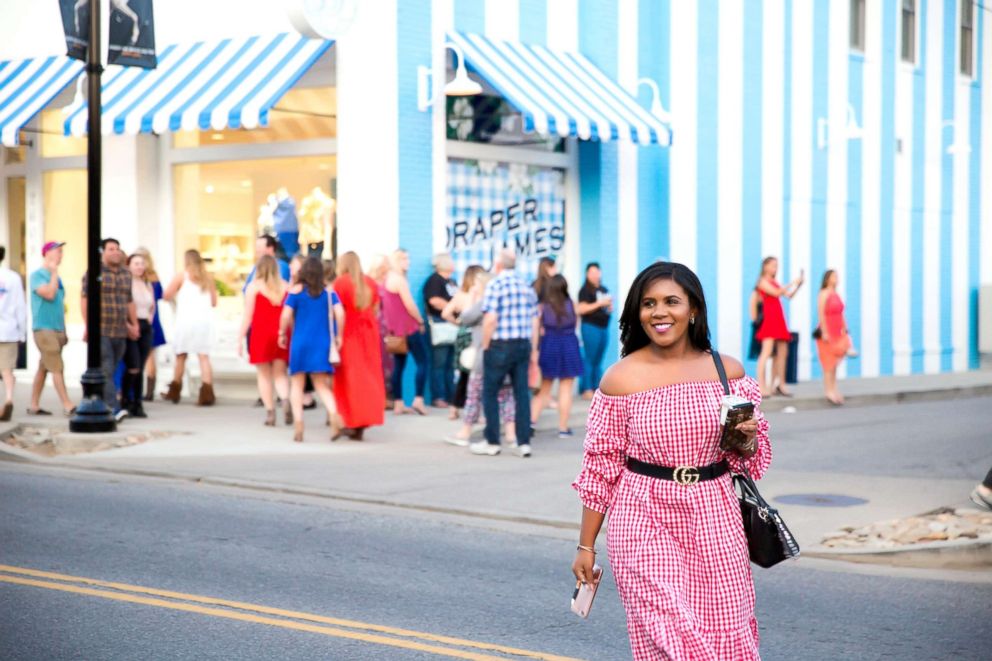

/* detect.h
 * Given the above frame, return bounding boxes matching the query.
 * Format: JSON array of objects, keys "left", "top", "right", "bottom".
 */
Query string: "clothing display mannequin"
[
  {"left": 272, "top": 187, "right": 299, "bottom": 258},
  {"left": 297, "top": 187, "right": 336, "bottom": 258},
  {"left": 256, "top": 197, "right": 276, "bottom": 236}
]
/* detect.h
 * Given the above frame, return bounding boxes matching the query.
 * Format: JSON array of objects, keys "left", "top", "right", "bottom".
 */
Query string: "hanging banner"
[
  {"left": 108, "top": 0, "right": 157, "bottom": 69},
  {"left": 445, "top": 159, "right": 566, "bottom": 282},
  {"left": 58, "top": 0, "right": 89, "bottom": 62}
]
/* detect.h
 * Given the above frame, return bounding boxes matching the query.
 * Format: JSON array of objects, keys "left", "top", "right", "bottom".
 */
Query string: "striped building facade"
[
  {"left": 0, "top": 0, "right": 989, "bottom": 384},
  {"left": 409, "top": 0, "right": 992, "bottom": 380}
]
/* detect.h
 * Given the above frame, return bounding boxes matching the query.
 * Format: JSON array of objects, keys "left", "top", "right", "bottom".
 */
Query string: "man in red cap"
[{"left": 27, "top": 241, "right": 75, "bottom": 416}]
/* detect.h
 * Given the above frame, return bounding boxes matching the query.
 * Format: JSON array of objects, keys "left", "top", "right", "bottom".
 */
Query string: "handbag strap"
[
  {"left": 710, "top": 350, "right": 731, "bottom": 396},
  {"left": 713, "top": 349, "right": 764, "bottom": 496}
]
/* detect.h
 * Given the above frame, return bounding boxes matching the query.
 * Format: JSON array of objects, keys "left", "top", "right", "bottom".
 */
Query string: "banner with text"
[
  {"left": 108, "top": 0, "right": 157, "bottom": 69},
  {"left": 445, "top": 159, "right": 566, "bottom": 283}
]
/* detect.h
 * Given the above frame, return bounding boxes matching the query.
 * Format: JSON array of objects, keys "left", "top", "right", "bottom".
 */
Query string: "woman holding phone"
[
  {"left": 754, "top": 257, "right": 803, "bottom": 397},
  {"left": 571, "top": 262, "right": 771, "bottom": 660}
]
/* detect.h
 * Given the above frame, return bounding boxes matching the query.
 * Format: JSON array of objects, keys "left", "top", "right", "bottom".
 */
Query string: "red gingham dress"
[{"left": 572, "top": 376, "right": 772, "bottom": 661}]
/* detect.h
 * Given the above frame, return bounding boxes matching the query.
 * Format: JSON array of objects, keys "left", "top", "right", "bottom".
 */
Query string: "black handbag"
[{"left": 711, "top": 350, "right": 800, "bottom": 568}]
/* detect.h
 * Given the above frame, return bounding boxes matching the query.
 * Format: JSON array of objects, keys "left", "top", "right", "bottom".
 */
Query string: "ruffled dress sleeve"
[
  {"left": 723, "top": 376, "right": 772, "bottom": 480},
  {"left": 572, "top": 392, "right": 631, "bottom": 514}
]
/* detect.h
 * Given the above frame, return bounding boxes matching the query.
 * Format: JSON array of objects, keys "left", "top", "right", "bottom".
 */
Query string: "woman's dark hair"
[
  {"left": 299, "top": 256, "right": 326, "bottom": 297},
  {"left": 582, "top": 261, "right": 601, "bottom": 290},
  {"left": 820, "top": 269, "right": 835, "bottom": 290},
  {"left": 619, "top": 262, "right": 712, "bottom": 357},
  {"left": 544, "top": 274, "right": 571, "bottom": 321}
]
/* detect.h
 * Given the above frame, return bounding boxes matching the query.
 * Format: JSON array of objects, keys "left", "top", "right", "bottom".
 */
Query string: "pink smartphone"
[{"left": 570, "top": 565, "right": 603, "bottom": 619}]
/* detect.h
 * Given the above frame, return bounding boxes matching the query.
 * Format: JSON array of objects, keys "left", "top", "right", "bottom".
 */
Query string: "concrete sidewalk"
[{"left": 2, "top": 369, "right": 990, "bottom": 559}]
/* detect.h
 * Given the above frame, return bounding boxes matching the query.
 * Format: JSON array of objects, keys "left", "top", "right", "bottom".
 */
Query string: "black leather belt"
[{"left": 626, "top": 458, "right": 729, "bottom": 486}]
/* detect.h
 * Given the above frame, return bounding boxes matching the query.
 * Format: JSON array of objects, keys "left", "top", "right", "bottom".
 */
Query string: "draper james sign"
[{"left": 445, "top": 159, "right": 566, "bottom": 282}]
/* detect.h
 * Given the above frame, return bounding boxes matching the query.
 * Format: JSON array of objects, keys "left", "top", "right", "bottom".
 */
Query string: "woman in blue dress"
[
  {"left": 530, "top": 274, "right": 584, "bottom": 438},
  {"left": 279, "top": 257, "right": 344, "bottom": 443}
]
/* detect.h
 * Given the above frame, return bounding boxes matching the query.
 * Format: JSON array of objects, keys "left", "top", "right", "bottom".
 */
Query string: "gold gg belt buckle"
[{"left": 673, "top": 466, "right": 701, "bottom": 486}]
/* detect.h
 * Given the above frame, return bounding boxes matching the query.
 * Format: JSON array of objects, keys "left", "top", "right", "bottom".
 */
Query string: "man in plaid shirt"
[
  {"left": 474, "top": 248, "right": 539, "bottom": 457},
  {"left": 81, "top": 238, "right": 138, "bottom": 416}
]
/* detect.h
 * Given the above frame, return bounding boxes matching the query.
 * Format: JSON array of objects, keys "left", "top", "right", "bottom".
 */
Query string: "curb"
[
  {"left": 803, "top": 537, "right": 992, "bottom": 571},
  {"left": 0, "top": 452, "right": 581, "bottom": 532},
  {"left": 6, "top": 448, "right": 992, "bottom": 571},
  {"left": 760, "top": 383, "right": 992, "bottom": 412}
]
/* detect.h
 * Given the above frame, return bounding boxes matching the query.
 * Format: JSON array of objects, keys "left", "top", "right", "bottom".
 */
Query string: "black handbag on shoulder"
[{"left": 711, "top": 351, "right": 800, "bottom": 568}]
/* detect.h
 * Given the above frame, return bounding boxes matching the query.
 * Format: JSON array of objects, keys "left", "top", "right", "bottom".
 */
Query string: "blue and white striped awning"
[
  {"left": 63, "top": 33, "right": 333, "bottom": 137},
  {"left": 0, "top": 56, "right": 83, "bottom": 147},
  {"left": 448, "top": 32, "right": 671, "bottom": 146}
]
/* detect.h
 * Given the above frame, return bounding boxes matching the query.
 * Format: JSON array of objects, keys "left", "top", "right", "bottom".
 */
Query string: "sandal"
[
  {"left": 26, "top": 408, "right": 53, "bottom": 416},
  {"left": 774, "top": 386, "right": 793, "bottom": 398}
]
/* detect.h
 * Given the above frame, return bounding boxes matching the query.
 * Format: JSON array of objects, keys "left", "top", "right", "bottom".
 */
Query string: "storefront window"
[
  {"left": 42, "top": 169, "right": 87, "bottom": 325},
  {"left": 446, "top": 95, "right": 565, "bottom": 152},
  {"left": 173, "top": 86, "right": 336, "bottom": 148},
  {"left": 173, "top": 155, "right": 336, "bottom": 291},
  {"left": 6, "top": 177, "right": 26, "bottom": 278},
  {"left": 41, "top": 109, "right": 87, "bottom": 158}
]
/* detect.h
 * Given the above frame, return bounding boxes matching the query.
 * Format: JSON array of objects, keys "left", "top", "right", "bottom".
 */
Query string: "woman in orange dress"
[
  {"left": 332, "top": 251, "right": 385, "bottom": 440},
  {"left": 815, "top": 269, "right": 857, "bottom": 405}
]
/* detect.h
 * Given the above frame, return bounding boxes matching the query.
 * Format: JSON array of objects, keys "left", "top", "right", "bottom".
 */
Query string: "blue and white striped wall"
[{"left": 396, "top": 0, "right": 989, "bottom": 381}]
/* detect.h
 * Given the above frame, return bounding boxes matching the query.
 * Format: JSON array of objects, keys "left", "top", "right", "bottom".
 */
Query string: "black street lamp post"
[{"left": 70, "top": 0, "right": 115, "bottom": 433}]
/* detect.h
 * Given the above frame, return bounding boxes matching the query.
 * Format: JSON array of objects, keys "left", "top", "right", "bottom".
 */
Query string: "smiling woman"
[{"left": 571, "top": 261, "right": 772, "bottom": 661}]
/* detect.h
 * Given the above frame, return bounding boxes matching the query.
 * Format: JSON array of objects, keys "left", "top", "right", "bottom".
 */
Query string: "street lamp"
[
  {"left": 417, "top": 43, "right": 483, "bottom": 111},
  {"left": 637, "top": 78, "right": 671, "bottom": 123},
  {"left": 70, "top": 0, "right": 115, "bottom": 433}
]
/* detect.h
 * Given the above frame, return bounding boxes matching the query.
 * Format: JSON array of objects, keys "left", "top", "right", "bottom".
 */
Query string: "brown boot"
[
  {"left": 161, "top": 381, "right": 181, "bottom": 404},
  {"left": 197, "top": 383, "right": 215, "bottom": 407},
  {"left": 143, "top": 376, "right": 155, "bottom": 402}
]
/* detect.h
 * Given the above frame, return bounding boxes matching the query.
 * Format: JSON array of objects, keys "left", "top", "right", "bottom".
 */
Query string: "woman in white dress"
[{"left": 161, "top": 249, "right": 218, "bottom": 406}]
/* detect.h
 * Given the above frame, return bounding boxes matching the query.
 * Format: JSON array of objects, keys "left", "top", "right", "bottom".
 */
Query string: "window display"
[{"left": 173, "top": 155, "right": 336, "bottom": 290}]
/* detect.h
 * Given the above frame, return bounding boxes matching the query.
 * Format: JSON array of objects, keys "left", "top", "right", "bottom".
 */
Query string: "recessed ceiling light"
[
  {"left": 317, "top": 163, "right": 330, "bottom": 170},
  {"left": 240, "top": 179, "right": 252, "bottom": 187},
  {"left": 211, "top": 133, "right": 224, "bottom": 141},
  {"left": 205, "top": 185, "right": 214, "bottom": 194}
]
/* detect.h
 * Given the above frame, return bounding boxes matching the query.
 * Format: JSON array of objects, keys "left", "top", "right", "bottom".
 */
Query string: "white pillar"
[{"left": 335, "top": 0, "right": 400, "bottom": 264}]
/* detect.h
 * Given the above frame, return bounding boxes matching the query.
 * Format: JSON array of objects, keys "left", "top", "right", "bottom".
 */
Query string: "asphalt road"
[
  {"left": 1, "top": 464, "right": 990, "bottom": 660},
  {"left": 765, "top": 395, "right": 992, "bottom": 481}
]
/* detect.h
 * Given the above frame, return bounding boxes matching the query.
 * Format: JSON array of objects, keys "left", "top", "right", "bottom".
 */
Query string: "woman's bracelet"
[{"left": 576, "top": 544, "right": 596, "bottom": 555}]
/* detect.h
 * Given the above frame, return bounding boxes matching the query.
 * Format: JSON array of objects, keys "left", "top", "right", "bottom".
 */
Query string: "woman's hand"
[
  {"left": 572, "top": 548, "right": 600, "bottom": 586},
  {"left": 277, "top": 331, "right": 288, "bottom": 349},
  {"left": 733, "top": 418, "right": 759, "bottom": 457}
]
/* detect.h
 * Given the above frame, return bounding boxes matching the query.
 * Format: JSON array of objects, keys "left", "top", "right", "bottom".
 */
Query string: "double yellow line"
[{"left": 0, "top": 565, "right": 582, "bottom": 660}]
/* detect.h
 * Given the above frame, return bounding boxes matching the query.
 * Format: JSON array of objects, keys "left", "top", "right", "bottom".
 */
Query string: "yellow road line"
[{"left": 0, "top": 565, "right": 582, "bottom": 661}]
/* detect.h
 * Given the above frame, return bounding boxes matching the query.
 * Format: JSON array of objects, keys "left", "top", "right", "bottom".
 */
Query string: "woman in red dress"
[
  {"left": 571, "top": 262, "right": 770, "bottom": 660},
  {"left": 332, "top": 251, "right": 385, "bottom": 440},
  {"left": 239, "top": 255, "right": 290, "bottom": 426},
  {"left": 815, "top": 269, "right": 857, "bottom": 405},
  {"left": 755, "top": 256, "right": 804, "bottom": 397}
]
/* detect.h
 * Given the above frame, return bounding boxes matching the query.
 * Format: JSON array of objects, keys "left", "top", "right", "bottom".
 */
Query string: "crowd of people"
[{"left": 0, "top": 234, "right": 860, "bottom": 434}]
